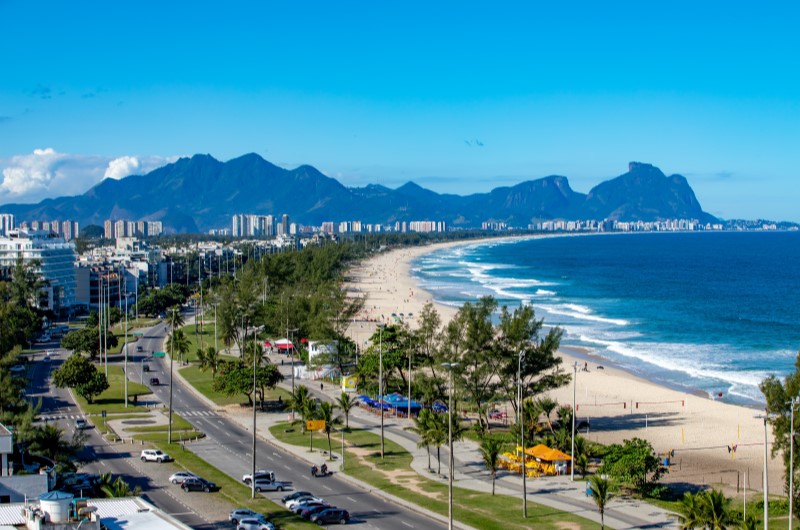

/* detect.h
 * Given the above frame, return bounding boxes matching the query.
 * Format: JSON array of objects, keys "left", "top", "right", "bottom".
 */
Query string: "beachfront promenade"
[{"left": 173, "top": 313, "right": 678, "bottom": 529}]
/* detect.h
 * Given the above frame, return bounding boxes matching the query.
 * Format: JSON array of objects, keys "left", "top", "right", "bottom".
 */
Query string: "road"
[{"left": 128, "top": 322, "right": 450, "bottom": 530}]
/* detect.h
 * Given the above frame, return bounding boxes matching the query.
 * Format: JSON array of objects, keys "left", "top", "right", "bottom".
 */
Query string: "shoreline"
[{"left": 343, "top": 237, "right": 785, "bottom": 496}]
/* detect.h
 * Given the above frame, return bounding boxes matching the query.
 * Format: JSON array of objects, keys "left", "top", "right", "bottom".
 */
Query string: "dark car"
[
  {"left": 181, "top": 477, "right": 219, "bottom": 492},
  {"left": 310, "top": 508, "right": 350, "bottom": 525},
  {"left": 149, "top": 377, "right": 160, "bottom": 386},
  {"left": 292, "top": 501, "right": 327, "bottom": 515},
  {"left": 300, "top": 504, "right": 332, "bottom": 519},
  {"left": 142, "top": 364, "right": 151, "bottom": 372},
  {"left": 281, "top": 491, "right": 312, "bottom": 504}
]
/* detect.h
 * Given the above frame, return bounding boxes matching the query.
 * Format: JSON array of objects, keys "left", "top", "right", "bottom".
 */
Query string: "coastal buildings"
[
  {"left": 0, "top": 229, "right": 77, "bottom": 314},
  {"left": 0, "top": 214, "right": 14, "bottom": 236},
  {"left": 103, "top": 219, "right": 163, "bottom": 239}
]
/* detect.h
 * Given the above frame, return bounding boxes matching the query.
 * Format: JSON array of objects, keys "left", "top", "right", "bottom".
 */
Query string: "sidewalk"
[{"left": 179, "top": 314, "right": 679, "bottom": 529}]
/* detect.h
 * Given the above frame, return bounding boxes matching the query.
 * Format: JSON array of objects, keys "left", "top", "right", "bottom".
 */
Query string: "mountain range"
[{"left": 0, "top": 154, "right": 717, "bottom": 233}]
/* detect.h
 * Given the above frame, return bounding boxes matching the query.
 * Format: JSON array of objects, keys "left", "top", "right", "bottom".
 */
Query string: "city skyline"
[{"left": 1, "top": 2, "right": 799, "bottom": 222}]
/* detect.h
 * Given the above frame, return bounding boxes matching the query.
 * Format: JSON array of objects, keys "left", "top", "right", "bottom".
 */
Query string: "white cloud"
[
  {"left": 0, "top": 149, "right": 176, "bottom": 205},
  {"left": 104, "top": 156, "right": 141, "bottom": 180}
]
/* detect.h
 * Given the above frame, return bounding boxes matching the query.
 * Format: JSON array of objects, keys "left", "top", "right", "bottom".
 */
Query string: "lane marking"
[{"left": 401, "top": 522, "right": 414, "bottom": 528}]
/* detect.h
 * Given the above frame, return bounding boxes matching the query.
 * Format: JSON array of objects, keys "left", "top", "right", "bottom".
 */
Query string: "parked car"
[
  {"left": 75, "top": 418, "right": 87, "bottom": 430},
  {"left": 281, "top": 491, "right": 312, "bottom": 503},
  {"left": 229, "top": 509, "right": 266, "bottom": 525},
  {"left": 242, "top": 470, "right": 275, "bottom": 484},
  {"left": 236, "top": 518, "right": 275, "bottom": 530},
  {"left": 169, "top": 471, "right": 197, "bottom": 484},
  {"left": 149, "top": 377, "right": 160, "bottom": 386},
  {"left": 285, "top": 495, "right": 321, "bottom": 509},
  {"left": 488, "top": 409, "right": 507, "bottom": 420},
  {"left": 252, "top": 478, "right": 290, "bottom": 492},
  {"left": 181, "top": 477, "right": 219, "bottom": 492},
  {"left": 291, "top": 501, "right": 327, "bottom": 515},
  {"left": 310, "top": 508, "right": 350, "bottom": 525},
  {"left": 300, "top": 504, "right": 333, "bottom": 519},
  {"left": 141, "top": 449, "right": 172, "bottom": 463}
]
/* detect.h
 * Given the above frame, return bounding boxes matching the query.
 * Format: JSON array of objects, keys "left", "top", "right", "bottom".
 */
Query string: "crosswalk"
[
  {"left": 39, "top": 414, "right": 84, "bottom": 421},
  {"left": 176, "top": 410, "right": 219, "bottom": 418}
]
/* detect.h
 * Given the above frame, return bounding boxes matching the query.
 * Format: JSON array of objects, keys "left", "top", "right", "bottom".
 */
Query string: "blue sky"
[{"left": 1, "top": 1, "right": 799, "bottom": 221}]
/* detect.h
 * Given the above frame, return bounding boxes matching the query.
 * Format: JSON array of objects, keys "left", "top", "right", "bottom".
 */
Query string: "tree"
[
  {"left": 588, "top": 474, "right": 615, "bottom": 529},
  {"left": 407, "top": 409, "right": 437, "bottom": 472},
  {"left": 197, "top": 346, "right": 223, "bottom": 379},
  {"left": 98, "top": 473, "right": 141, "bottom": 497},
  {"left": 676, "top": 489, "right": 735, "bottom": 530},
  {"left": 761, "top": 351, "right": 800, "bottom": 518},
  {"left": 53, "top": 355, "right": 109, "bottom": 404},
  {"left": 479, "top": 436, "right": 502, "bottom": 495},
  {"left": 317, "top": 401, "right": 339, "bottom": 458},
  {"left": 286, "top": 385, "right": 317, "bottom": 431},
  {"left": 336, "top": 392, "right": 357, "bottom": 429},
  {"left": 212, "top": 362, "right": 283, "bottom": 405},
  {"left": 599, "top": 437, "right": 665, "bottom": 495},
  {"left": 166, "top": 329, "right": 190, "bottom": 364}
]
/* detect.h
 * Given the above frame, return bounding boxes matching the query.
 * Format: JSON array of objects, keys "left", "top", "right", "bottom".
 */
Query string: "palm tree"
[
  {"left": 288, "top": 385, "right": 315, "bottom": 431},
  {"left": 479, "top": 436, "right": 502, "bottom": 495},
  {"left": 336, "top": 392, "right": 357, "bottom": 429},
  {"left": 98, "top": 473, "right": 141, "bottom": 497},
  {"left": 197, "top": 346, "right": 223, "bottom": 379},
  {"left": 168, "top": 306, "right": 185, "bottom": 330},
  {"left": 534, "top": 396, "right": 559, "bottom": 433},
  {"left": 573, "top": 436, "right": 590, "bottom": 478},
  {"left": 167, "top": 329, "right": 190, "bottom": 364},
  {"left": 677, "top": 489, "right": 735, "bottom": 530},
  {"left": 427, "top": 412, "right": 449, "bottom": 475},
  {"left": 407, "top": 409, "right": 436, "bottom": 471},
  {"left": 317, "top": 401, "right": 340, "bottom": 457},
  {"left": 677, "top": 491, "right": 702, "bottom": 530},
  {"left": 588, "top": 474, "right": 615, "bottom": 529}
]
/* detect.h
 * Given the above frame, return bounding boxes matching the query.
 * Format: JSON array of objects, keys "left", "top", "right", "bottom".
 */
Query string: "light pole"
[
  {"left": 441, "top": 362, "right": 459, "bottom": 530},
  {"left": 123, "top": 270, "right": 128, "bottom": 408},
  {"left": 213, "top": 303, "right": 218, "bottom": 355},
  {"left": 288, "top": 327, "right": 299, "bottom": 418},
  {"left": 408, "top": 348, "right": 413, "bottom": 419},
  {"left": 571, "top": 361, "right": 578, "bottom": 481},
  {"left": 518, "top": 350, "right": 527, "bottom": 518},
  {"left": 168, "top": 308, "right": 176, "bottom": 444},
  {"left": 789, "top": 397, "right": 798, "bottom": 530},
  {"left": 378, "top": 324, "right": 385, "bottom": 461},
  {"left": 252, "top": 327, "right": 257, "bottom": 499},
  {"left": 756, "top": 412, "right": 772, "bottom": 530}
]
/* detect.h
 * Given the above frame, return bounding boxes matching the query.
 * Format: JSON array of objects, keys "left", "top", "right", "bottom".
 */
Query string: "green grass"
[
  {"left": 270, "top": 423, "right": 595, "bottom": 530},
  {"left": 178, "top": 364, "right": 292, "bottom": 407},
  {"left": 178, "top": 323, "right": 217, "bottom": 362},
  {"left": 133, "top": 431, "right": 205, "bottom": 442},
  {"left": 75, "top": 365, "right": 152, "bottom": 414},
  {"left": 152, "top": 441, "right": 319, "bottom": 529}
]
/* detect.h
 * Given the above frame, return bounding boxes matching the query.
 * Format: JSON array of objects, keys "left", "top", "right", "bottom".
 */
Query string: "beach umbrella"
[{"left": 274, "top": 338, "right": 294, "bottom": 351}]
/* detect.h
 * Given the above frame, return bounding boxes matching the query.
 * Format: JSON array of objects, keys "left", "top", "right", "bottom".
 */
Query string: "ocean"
[{"left": 411, "top": 231, "right": 800, "bottom": 405}]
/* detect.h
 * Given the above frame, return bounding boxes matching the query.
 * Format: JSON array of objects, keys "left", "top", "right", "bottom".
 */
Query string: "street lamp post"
[
  {"left": 378, "top": 324, "right": 385, "bottom": 461},
  {"left": 571, "top": 361, "right": 578, "bottom": 481},
  {"left": 123, "top": 271, "right": 128, "bottom": 408},
  {"left": 252, "top": 327, "right": 257, "bottom": 499},
  {"left": 518, "top": 350, "right": 527, "bottom": 518},
  {"left": 168, "top": 308, "right": 176, "bottom": 444},
  {"left": 789, "top": 397, "right": 798, "bottom": 530},
  {"left": 287, "top": 326, "right": 299, "bottom": 418},
  {"left": 756, "top": 412, "right": 772, "bottom": 530},
  {"left": 408, "top": 349, "right": 413, "bottom": 419},
  {"left": 441, "top": 362, "right": 459, "bottom": 530}
]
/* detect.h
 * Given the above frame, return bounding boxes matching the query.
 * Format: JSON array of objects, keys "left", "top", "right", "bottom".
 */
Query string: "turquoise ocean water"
[{"left": 412, "top": 231, "right": 800, "bottom": 404}]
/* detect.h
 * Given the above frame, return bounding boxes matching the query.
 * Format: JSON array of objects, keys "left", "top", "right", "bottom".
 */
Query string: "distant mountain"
[{"left": 0, "top": 154, "right": 718, "bottom": 232}]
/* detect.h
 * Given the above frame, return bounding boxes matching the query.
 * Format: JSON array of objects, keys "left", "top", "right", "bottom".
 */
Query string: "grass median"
[
  {"left": 75, "top": 365, "right": 151, "bottom": 414},
  {"left": 270, "top": 423, "right": 594, "bottom": 530}
]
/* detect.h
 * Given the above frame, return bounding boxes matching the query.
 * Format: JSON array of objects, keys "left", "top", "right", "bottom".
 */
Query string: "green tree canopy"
[{"left": 599, "top": 437, "right": 665, "bottom": 495}]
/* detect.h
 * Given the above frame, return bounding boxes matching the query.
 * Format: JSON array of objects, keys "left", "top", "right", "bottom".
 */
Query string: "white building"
[{"left": 0, "top": 230, "right": 76, "bottom": 314}]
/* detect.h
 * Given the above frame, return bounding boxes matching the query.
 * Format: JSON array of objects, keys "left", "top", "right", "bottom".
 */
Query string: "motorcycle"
[{"left": 311, "top": 464, "right": 330, "bottom": 478}]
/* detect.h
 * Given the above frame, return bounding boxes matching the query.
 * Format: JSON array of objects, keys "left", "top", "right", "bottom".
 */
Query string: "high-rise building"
[
  {"left": 0, "top": 214, "right": 14, "bottom": 236},
  {"left": 104, "top": 220, "right": 114, "bottom": 239},
  {"left": 281, "top": 214, "right": 289, "bottom": 235},
  {"left": 0, "top": 229, "right": 76, "bottom": 314}
]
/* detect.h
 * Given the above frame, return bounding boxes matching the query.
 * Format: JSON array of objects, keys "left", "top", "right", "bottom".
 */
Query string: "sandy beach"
[{"left": 344, "top": 238, "right": 784, "bottom": 498}]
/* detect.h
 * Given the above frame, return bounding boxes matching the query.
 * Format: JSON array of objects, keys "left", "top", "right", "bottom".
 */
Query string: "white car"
[
  {"left": 242, "top": 470, "right": 275, "bottom": 484},
  {"left": 229, "top": 509, "right": 266, "bottom": 525},
  {"left": 237, "top": 519, "right": 275, "bottom": 530},
  {"left": 140, "top": 449, "right": 172, "bottom": 463},
  {"left": 169, "top": 471, "right": 197, "bottom": 484},
  {"left": 286, "top": 495, "right": 323, "bottom": 509}
]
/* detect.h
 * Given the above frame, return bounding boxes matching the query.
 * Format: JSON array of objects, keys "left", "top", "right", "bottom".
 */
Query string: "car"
[
  {"left": 488, "top": 409, "right": 507, "bottom": 420},
  {"left": 9, "top": 365, "right": 26, "bottom": 375},
  {"left": 75, "top": 418, "right": 87, "bottom": 430},
  {"left": 291, "top": 501, "right": 327, "bottom": 515},
  {"left": 285, "top": 495, "right": 321, "bottom": 509},
  {"left": 136, "top": 345, "right": 143, "bottom": 352},
  {"left": 310, "top": 508, "right": 350, "bottom": 525},
  {"left": 242, "top": 470, "right": 275, "bottom": 484},
  {"left": 149, "top": 377, "right": 160, "bottom": 386},
  {"left": 169, "top": 471, "right": 197, "bottom": 484},
  {"left": 141, "top": 449, "right": 172, "bottom": 463},
  {"left": 142, "top": 364, "right": 151, "bottom": 372},
  {"left": 181, "top": 477, "right": 219, "bottom": 492},
  {"left": 252, "top": 478, "right": 289, "bottom": 492},
  {"left": 236, "top": 518, "right": 275, "bottom": 530},
  {"left": 300, "top": 504, "right": 333, "bottom": 519},
  {"left": 42, "top": 355, "right": 51, "bottom": 363},
  {"left": 229, "top": 509, "right": 267, "bottom": 525},
  {"left": 281, "top": 491, "right": 312, "bottom": 503}
]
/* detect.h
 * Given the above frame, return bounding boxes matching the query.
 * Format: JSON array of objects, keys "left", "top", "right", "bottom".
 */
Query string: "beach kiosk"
[{"left": 525, "top": 444, "right": 573, "bottom": 476}]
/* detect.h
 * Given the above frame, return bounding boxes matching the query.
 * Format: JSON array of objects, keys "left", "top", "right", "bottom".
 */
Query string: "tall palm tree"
[
  {"left": 407, "top": 409, "right": 436, "bottom": 471},
  {"left": 167, "top": 329, "right": 191, "bottom": 364},
  {"left": 534, "top": 396, "right": 559, "bottom": 433},
  {"left": 697, "top": 489, "right": 733, "bottom": 529},
  {"left": 427, "top": 412, "right": 449, "bottom": 475},
  {"left": 197, "top": 346, "right": 223, "bottom": 379},
  {"left": 288, "top": 385, "right": 315, "bottom": 431},
  {"left": 573, "top": 435, "right": 590, "bottom": 478},
  {"left": 677, "top": 491, "right": 702, "bottom": 530},
  {"left": 168, "top": 306, "right": 185, "bottom": 329},
  {"left": 317, "top": 401, "right": 340, "bottom": 458},
  {"left": 479, "top": 436, "right": 502, "bottom": 495},
  {"left": 336, "top": 392, "right": 357, "bottom": 429},
  {"left": 588, "top": 474, "right": 615, "bottom": 529}
]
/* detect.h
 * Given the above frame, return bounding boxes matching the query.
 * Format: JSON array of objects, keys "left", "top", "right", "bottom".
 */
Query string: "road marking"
[
  {"left": 347, "top": 497, "right": 357, "bottom": 502},
  {"left": 401, "top": 522, "right": 414, "bottom": 528},
  {"left": 321, "top": 485, "right": 332, "bottom": 491}
]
